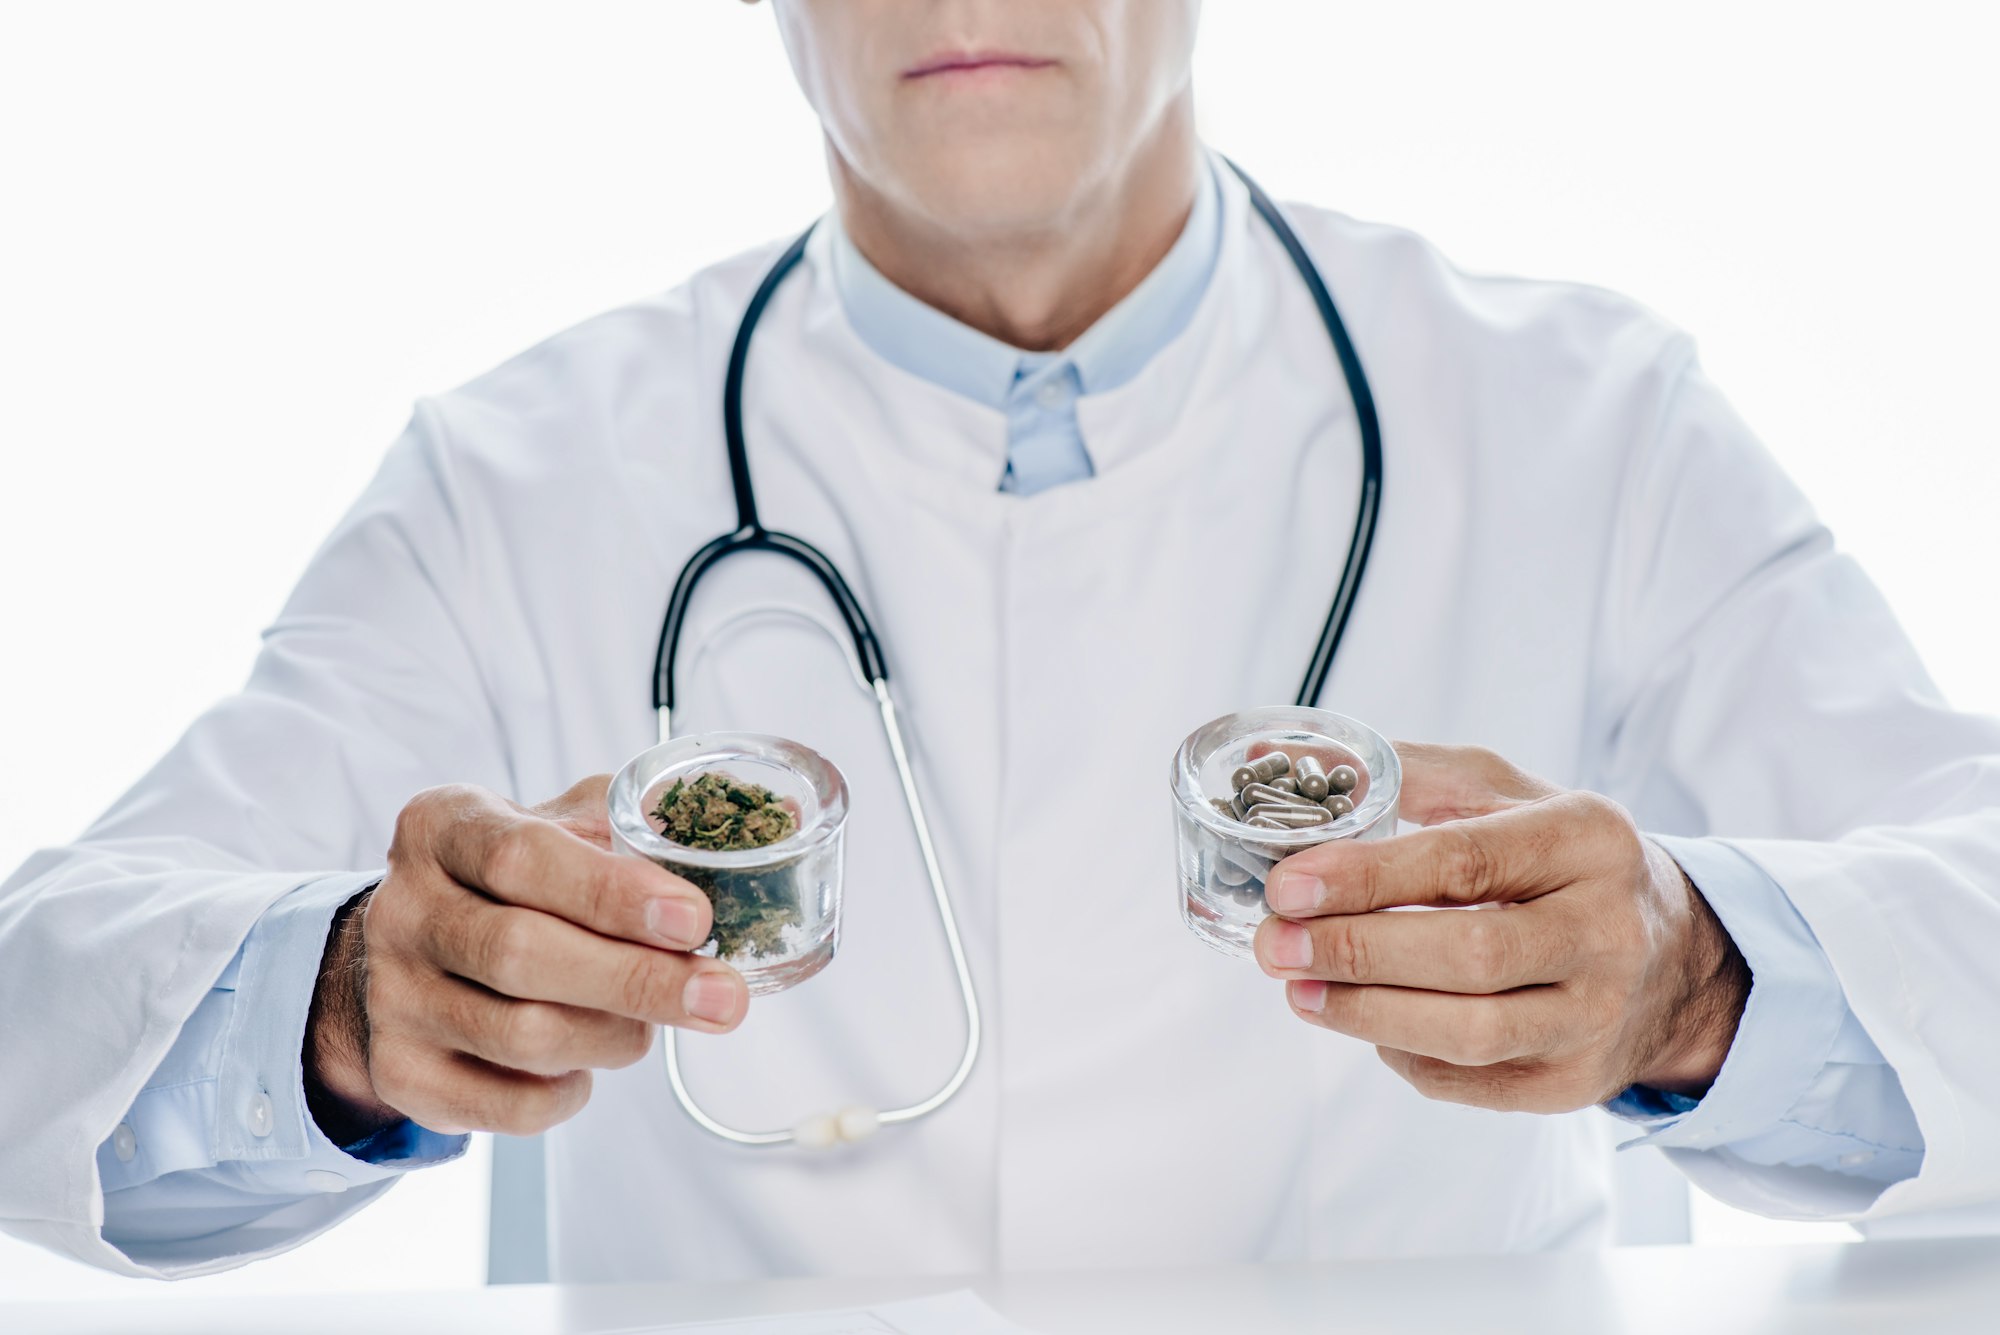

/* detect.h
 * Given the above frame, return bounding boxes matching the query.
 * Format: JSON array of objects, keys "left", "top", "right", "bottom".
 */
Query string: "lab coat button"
[
  {"left": 248, "top": 1091, "right": 275, "bottom": 1138},
  {"left": 111, "top": 1123, "right": 137, "bottom": 1163},
  {"left": 305, "top": 1169, "right": 348, "bottom": 1193}
]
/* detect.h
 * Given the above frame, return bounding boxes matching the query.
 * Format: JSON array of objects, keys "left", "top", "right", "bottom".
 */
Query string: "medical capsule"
[
  {"left": 1294, "top": 755, "right": 1329, "bottom": 800},
  {"left": 1327, "top": 764, "right": 1358, "bottom": 796},
  {"left": 1270, "top": 776, "right": 1302, "bottom": 796},
  {"left": 1246, "top": 803, "right": 1334, "bottom": 828},
  {"left": 1230, "top": 752, "right": 1291, "bottom": 791},
  {"left": 1240, "top": 781, "right": 1308, "bottom": 809},
  {"left": 1321, "top": 793, "right": 1354, "bottom": 818}
]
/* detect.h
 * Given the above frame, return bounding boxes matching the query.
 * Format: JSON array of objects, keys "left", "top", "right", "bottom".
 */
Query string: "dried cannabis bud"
[{"left": 651, "top": 772, "right": 802, "bottom": 959}]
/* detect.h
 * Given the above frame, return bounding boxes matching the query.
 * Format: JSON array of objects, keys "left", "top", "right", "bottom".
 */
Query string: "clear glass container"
[
  {"left": 609, "top": 733, "right": 848, "bottom": 996},
  {"left": 1170, "top": 707, "right": 1401, "bottom": 959}
]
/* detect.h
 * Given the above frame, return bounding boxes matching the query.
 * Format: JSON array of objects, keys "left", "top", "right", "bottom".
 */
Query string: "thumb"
[
  {"left": 1393, "top": 742, "right": 1562, "bottom": 826},
  {"left": 525, "top": 773, "right": 615, "bottom": 849}
]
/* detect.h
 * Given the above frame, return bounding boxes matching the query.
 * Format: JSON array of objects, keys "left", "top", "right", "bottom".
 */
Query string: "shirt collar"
[{"left": 827, "top": 154, "right": 1223, "bottom": 409}]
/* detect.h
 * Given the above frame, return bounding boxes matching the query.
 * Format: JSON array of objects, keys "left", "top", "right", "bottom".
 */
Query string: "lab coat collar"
[{"left": 796, "top": 153, "right": 1265, "bottom": 503}]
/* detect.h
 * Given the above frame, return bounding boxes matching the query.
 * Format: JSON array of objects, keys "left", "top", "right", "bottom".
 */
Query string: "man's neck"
[{"left": 831, "top": 99, "right": 1202, "bottom": 353}]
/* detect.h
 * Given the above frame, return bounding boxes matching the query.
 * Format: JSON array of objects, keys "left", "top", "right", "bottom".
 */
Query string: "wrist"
[
  {"left": 304, "top": 885, "right": 402, "bottom": 1146},
  {"left": 1633, "top": 843, "right": 1752, "bottom": 1096}
]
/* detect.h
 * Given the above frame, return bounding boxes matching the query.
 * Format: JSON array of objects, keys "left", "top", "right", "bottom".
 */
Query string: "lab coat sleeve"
[
  {"left": 0, "top": 400, "right": 515, "bottom": 1277},
  {"left": 1602, "top": 837, "right": 1922, "bottom": 1187},
  {"left": 96, "top": 876, "right": 469, "bottom": 1261},
  {"left": 1586, "top": 343, "right": 2000, "bottom": 1224}
]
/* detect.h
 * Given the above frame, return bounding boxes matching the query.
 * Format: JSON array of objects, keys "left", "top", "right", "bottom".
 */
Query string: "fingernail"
[
  {"left": 1267, "top": 871, "right": 1323, "bottom": 915},
  {"left": 683, "top": 971, "right": 740, "bottom": 1025},
  {"left": 1262, "top": 919, "right": 1313, "bottom": 971},
  {"left": 648, "top": 897, "right": 703, "bottom": 947},
  {"left": 1288, "top": 979, "right": 1330, "bottom": 1013}
]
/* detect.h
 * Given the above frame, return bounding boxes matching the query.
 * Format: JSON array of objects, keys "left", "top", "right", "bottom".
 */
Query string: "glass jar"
[
  {"left": 609, "top": 733, "right": 848, "bottom": 996},
  {"left": 1169, "top": 707, "right": 1401, "bottom": 959}
]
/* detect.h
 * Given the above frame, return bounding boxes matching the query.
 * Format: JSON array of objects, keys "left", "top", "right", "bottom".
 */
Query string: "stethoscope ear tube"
[
  {"left": 1220, "top": 158, "right": 1384, "bottom": 709},
  {"left": 650, "top": 215, "right": 884, "bottom": 716}
]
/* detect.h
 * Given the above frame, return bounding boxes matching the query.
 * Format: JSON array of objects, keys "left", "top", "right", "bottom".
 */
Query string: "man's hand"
[
  {"left": 1252, "top": 744, "right": 1751, "bottom": 1113},
  {"left": 304, "top": 776, "right": 744, "bottom": 1143}
]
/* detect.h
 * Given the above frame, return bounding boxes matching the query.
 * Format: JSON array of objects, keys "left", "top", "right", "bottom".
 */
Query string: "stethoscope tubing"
[{"left": 650, "top": 158, "right": 1380, "bottom": 1149}]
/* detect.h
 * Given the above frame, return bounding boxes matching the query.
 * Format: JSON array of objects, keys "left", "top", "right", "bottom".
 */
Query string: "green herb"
[{"left": 651, "top": 771, "right": 801, "bottom": 958}]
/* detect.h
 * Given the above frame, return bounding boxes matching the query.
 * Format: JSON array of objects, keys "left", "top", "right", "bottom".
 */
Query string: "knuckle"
[
  {"left": 397, "top": 784, "right": 473, "bottom": 848},
  {"left": 361, "top": 879, "right": 409, "bottom": 945},
  {"left": 1351, "top": 850, "right": 1385, "bottom": 909},
  {"left": 607, "top": 1019, "right": 655, "bottom": 1069},
  {"left": 582, "top": 857, "right": 629, "bottom": 930},
  {"left": 1573, "top": 791, "right": 1640, "bottom": 854},
  {"left": 480, "top": 911, "right": 540, "bottom": 993},
  {"left": 617, "top": 950, "right": 677, "bottom": 1022},
  {"left": 389, "top": 794, "right": 439, "bottom": 867},
  {"left": 1459, "top": 915, "right": 1513, "bottom": 990},
  {"left": 499, "top": 1002, "right": 568, "bottom": 1066},
  {"left": 1439, "top": 827, "right": 1495, "bottom": 903},
  {"left": 480, "top": 821, "right": 535, "bottom": 892},
  {"left": 367, "top": 1040, "right": 427, "bottom": 1112},
  {"left": 1321, "top": 920, "right": 1370, "bottom": 982}
]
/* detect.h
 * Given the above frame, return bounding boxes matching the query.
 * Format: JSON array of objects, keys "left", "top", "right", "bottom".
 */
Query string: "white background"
[{"left": 2, "top": 0, "right": 1995, "bottom": 1306}]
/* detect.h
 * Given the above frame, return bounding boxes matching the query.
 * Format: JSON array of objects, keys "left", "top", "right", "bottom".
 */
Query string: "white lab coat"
[{"left": 5, "top": 167, "right": 2000, "bottom": 1280}]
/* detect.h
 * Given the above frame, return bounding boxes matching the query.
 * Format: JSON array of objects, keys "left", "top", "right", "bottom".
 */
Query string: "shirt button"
[
  {"left": 112, "top": 1123, "right": 137, "bottom": 1163},
  {"left": 248, "top": 1092, "right": 275, "bottom": 1139},
  {"left": 1034, "top": 379, "right": 1068, "bottom": 410},
  {"left": 304, "top": 1169, "right": 349, "bottom": 1193}
]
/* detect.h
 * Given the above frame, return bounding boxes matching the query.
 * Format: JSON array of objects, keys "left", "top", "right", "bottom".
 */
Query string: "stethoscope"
[{"left": 651, "top": 159, "right": 1383, "bottom": 1150}]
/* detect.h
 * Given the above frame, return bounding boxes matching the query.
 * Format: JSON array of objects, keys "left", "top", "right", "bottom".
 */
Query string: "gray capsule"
[
  {"left": 1240, "top": 781, "right": 1306, "bottom": 809},
  {"left": 1210, "top": 797, "right": 1237, "bottom": 821},
  {"left": 1294, "top": 755, "right": 1330, "bottom": 800},
  {"left": 1230, "top": 752, "right": 1292, "bottom": 791},
  {"left": 1328, "top": 764, "right": 1359, "bottom": 796},
  {"left": 1212, "top": 857, "right": 1252, "bottom": 887},
  {"left": 1216, "top": 839, "right": 1277, "bottom": 880},
  {"left": 1320, "top": 793, "right": 1355, "bottom": 818},
  {"left": 1246, "top": 803, "right": 1335, "bottom": 828},
  {"left": 1270, "top": 776, "right": 1301, "bottom": 796}
]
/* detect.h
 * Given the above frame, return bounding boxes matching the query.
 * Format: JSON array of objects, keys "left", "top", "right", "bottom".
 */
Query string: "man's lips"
[{"left": 902, "top": 51, "right": 1057, "bottom": 80}]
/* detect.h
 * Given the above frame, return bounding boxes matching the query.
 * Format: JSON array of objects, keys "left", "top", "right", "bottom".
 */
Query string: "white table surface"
[{"left": 6, "top": 1238, "right": 1998, "bottom": 1335}]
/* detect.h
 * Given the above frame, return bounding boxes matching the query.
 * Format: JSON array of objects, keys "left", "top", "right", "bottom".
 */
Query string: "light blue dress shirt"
[{"left": 99, "top": 161, "right": 1919, "bottom": 1252}]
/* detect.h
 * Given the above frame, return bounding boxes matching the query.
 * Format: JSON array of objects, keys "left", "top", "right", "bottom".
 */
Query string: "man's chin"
[{"left": 887, "top": 140, "right": 1107, "bottom": 238}]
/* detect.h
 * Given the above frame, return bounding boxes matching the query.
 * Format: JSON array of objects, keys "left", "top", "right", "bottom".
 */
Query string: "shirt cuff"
[
  {"left": 100, "top": 871, "right": 467, "bottom": 1201},
  {"left": 1604, "top": 835, "right": 1848, "bottom": 1150},
  {"left": 221, "top": 872, "right": 468, "bottom": 1188}
]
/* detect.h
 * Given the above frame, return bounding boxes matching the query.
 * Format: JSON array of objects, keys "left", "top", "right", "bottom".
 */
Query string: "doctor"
[{"left": 5, "top": 0, "right": 1999, "bottom": 1283}]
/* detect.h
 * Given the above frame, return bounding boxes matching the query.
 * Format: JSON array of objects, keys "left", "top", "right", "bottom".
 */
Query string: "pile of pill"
[
  {"left": 1209, "top": 751, "right": 1359, "bottom": 830},
  {"left": 1196, "top": 749, "right": 1364, "bottom": 908}
]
